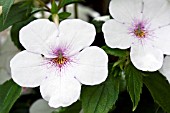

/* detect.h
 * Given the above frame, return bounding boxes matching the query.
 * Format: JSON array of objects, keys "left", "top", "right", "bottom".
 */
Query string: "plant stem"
[
  {"left": 36, "top": 0, "right": 50, "bottom": 11},
  {"left": 58, "top": 0, "right": 63, "bottom": 10},
  {"left": 74, "top": 3, "right": 78, "bottom": 18},
  {"left": 63, "top": 6, "right": 67, "bottom": 12}
]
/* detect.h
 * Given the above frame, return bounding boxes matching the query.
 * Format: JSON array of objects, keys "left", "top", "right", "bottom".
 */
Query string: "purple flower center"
[
  {"left": 49, "top": 49, "right": 70, "bottom": 69},
  {"left": 129, "top": 19, "right": 151, "bottom": 39},
  {"left": 134, "top": 23, "right": 147, "bottom": 38},
  {"left": 51, "top": 51, "right": 68, "bottom": 67}
]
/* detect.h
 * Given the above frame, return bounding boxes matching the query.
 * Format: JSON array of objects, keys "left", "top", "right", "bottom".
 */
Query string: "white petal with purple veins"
[
  {"left": 40, "top": 75, "right": 81, "bottom": 108},
  {"left": 102, "top": 19, "right": 133, "bottom": 49},
  {"left": 10, "top": 50, "right": 48, "bottom": 87},
  {"left": 130, "top": 43, "right": 163, "bottom": 71},
  {"left": 75, "top": 46, "right": 108, "bottom": 85},
  {"left": 109, "top": 0, "right": 142, "bottom": 23},
  {"left": 20, "top": 19, "right": 59, "bottom": 57},
  {"left": 58, "top": 19, "right": 96, "bottom": 55}
]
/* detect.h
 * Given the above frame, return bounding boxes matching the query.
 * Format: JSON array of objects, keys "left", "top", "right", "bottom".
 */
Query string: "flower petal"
[
  {"left": 154, "top": 26, "right": 170, "bottom": 55},
  {"left": 29, "top": 99, "right": 56, "bottom": 113},
  {"left": 130, "top": 43, "right": 163, "bottom": 71},
  {"left": 19, "top": 19, "right": 59, "bottom": 56},
  {"left": 159, "top": 56, "right": 170, "bottom": 83},
  {"left": 40, "top": 75, "right": 81, "bottom": 108},
  {"left": 58, "top": 19, "right": 95, "bottom": 54},
  {"left": 109, "top": 0, "right": 142, "bottom": 23},
  {"left": 143, "top": 0, "right": 170, "bottom": 29},
  {"left": 10, "top": 50, "right": 47, "bottom": 87},
  {"left": 102, "top": 19, "right": 133, "bottom": 49},
  {"left": 75, "top": 46, "right": 108, "bottom": 85}
]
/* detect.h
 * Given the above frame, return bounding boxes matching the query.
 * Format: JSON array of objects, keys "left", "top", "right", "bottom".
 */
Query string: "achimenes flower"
[
  {"left": 159, "top": 56, "right": 170, "bottom": 83},
  {"left": 102, "top": 0, "right": 170, "bottom": 71},
  {"left": 10, "top": 19, "right": 108, "bottom": 108}
]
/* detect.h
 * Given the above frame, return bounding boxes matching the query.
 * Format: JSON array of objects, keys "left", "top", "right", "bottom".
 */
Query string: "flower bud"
[{"left": 52, "top": 14, "right": 59, "bottom": 26}]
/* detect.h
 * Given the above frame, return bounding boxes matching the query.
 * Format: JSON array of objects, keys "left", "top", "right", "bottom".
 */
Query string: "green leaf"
[
  {"left": 0, "top": 79, "right": 22, "bottom": 113},
  {"left": 52, "top": 101, "right": 81, "bottom": 113},
  {"left": 51, "top": 0, "right": 58, "bottom": 14},
  {"left": 143, "top": 72, "right": 170, "bottom": 113},
  {"left": 102, "top": 46, "right": 128, "bottom": 57},
  {"left": 125, "top": 63, "right": 143, "bottom": 111},
  {"left": 0, "top": 0, "right": 14, "bottom": 24},
  {"left": 0, "top": 2, "right": 31, "bottom": 32},
  {"left": 81, "top": 66, "right": 119, "bottom": 113},
  {"left": 58, "top": 12, "right": 71, "bottom": 20},
  {"left": 58, "top": 0, "right": 84, "bottom": 10},
  {"left": 11, "top": 16, "right": 36, "bottom": 50}
]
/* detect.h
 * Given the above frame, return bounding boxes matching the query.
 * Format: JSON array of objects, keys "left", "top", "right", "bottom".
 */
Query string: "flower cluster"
[{"left": 10, "top": 0, "right": 170, "bottom": 110}]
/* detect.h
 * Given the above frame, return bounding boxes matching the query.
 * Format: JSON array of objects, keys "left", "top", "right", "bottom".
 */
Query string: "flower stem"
[
  {"left": 58, "top": 0, "right": 63, "bottom": 10},
  {"left": 74, "top": 3, "right": 78, "bottom": 18},
  {"left": 36, "top": 0, "right": 50, "bottom": 11},
  {"left": 63, "top": 6, "right": 67, "bottom": 12}
]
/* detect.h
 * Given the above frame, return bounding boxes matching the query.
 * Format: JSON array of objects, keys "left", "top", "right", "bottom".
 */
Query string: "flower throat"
[
  {"left": 134, "top": 23, "right": 146, "bottom": 38},
  {"left": 51, "top": 51, "right": 68, "bottom": 67}
]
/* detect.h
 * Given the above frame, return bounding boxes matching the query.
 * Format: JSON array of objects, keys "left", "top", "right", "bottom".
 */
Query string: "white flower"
[
  {"left": 102, "top": 0, "right": 170, "bottom": 71},
  {"left": 10, "top": 19, "right": 108, "bottom": 108},
  {"left": 159, "top": 56, "right": 170, "bottom": 83}
]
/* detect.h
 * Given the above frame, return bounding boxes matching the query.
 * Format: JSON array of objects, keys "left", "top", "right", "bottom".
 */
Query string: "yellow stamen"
[
  {"left": 134, "top": 29, "right": 146, "bottom": 38},
  {"left": 52, "top": 57, "right": 67, "bottom": 65}
]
